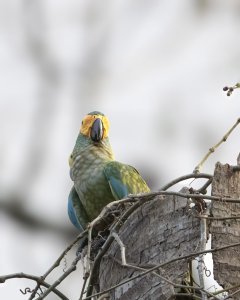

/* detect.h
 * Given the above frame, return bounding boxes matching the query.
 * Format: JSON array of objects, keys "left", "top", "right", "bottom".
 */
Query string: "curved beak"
[{"left": 90, "top": 118, "right": 103, "bottom": 142}]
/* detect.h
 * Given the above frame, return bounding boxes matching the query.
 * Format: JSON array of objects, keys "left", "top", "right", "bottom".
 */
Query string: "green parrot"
[{"left": 68, "top": 111, "right": 150, "bottom": 231}]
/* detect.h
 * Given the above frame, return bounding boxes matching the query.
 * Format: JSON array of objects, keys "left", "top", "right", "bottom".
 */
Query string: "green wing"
[{"left": 103, "top": 161, "right": 150, "bottom": 200}]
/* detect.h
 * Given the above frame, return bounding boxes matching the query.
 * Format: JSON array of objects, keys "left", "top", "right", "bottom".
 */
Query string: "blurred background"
[{"left": 0, "top": 0, "right": 240, "bottom": 299}]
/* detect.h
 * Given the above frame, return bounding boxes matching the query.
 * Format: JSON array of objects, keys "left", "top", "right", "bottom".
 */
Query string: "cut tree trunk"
[
  {"left": 96, "top": 162, "right": 240, "bottom": 299},
  {"left": 99, "top": 189, "right": 201, "bottom": 299},
  {"left": 211, "top": 162, "right": 240, "bottom": 299}
]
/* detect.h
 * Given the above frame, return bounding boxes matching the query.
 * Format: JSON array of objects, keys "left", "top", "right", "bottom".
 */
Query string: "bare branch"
[
  {"left": 112, "top": 232, "right": 126, "bottom": 266},
  {"left": 173, "top": 293, "right": 202, "bottom": 299},
  {"left": 194, "top": 118, "right": 240, "bottom": 173},
  {"left": 0, "top": 272, "right": 68, "bottom": 300},
  {"left": 85, "top": 224, "right": 93, "bottom": 277},
  {"left": 160, "top": 173, "right": 212, "bottom": 191},
  {"left": 195, "top": 215, "right": 240, "bottom": 220},
  {"left": 79, "top": 274, "right": 88, "bottom": 300},
  {"left": 196, "top": 178, "right": 213, "bottom": 194},
  {"left": 36, "top": 254, "right": 81, "bottom": 300},
  {"left": 29, "top": 230, "right": 87, "bottom": 300},
  {"left": 130, "top": 190, "right": 240, "bottom": 204}
]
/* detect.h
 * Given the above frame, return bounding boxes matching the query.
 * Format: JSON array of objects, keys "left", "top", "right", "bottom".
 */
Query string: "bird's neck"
[
  {"left": 87, "top": 143, "right": 114, "bottom": 162},
  {"left": 74, "top": 136, "right": 114, "bottom": 164}
]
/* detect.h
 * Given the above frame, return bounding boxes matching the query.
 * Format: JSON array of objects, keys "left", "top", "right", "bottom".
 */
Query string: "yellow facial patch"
[{"left": 80, "top": 114, "right": 110, "bottom": 138}]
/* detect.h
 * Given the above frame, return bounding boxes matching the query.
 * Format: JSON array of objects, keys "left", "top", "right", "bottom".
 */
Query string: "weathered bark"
[
  {"left": 96, "top": 162, "right": 240, "bottom": 299},
  {"left": 211, "top": 162, "right": 240, "bottom": 298},
  {"left": 99, "top": 190, "right": 201, "bottom": 299}
]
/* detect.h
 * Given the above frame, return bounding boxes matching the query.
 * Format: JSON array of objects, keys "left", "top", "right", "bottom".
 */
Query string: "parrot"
[{"left": 68, "top": 111, "right": 150, "bottom": 232}]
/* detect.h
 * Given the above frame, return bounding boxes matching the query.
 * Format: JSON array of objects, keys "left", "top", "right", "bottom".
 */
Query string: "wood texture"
[
  {"left": 211, "top": 162, "right": 240, "bottom": 298},
  {"left": 99, "top": 190, "right": 201, "bottom": 299}
]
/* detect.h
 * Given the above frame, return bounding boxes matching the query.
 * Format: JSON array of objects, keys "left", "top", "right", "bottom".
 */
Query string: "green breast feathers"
[{"left": 68, "top": 111, "right": 150, "bottom": 231}]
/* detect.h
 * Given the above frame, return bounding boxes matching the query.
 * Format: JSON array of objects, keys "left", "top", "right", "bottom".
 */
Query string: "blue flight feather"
[
  {"left": 68, "top": 189, "right": 84, "bottom": 230},
  {"left": 107, "top": 176, "right": 129, "bottom": 199}
]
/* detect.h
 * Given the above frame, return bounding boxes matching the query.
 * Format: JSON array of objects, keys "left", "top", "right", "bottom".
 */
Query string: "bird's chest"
[{"left": 73, "top": 160, "right": 114, "bottom": 219}]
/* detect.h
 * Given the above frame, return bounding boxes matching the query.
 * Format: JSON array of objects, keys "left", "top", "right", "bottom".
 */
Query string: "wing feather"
[
  {"left": 68, "top": 186, "right": 89, "bottom": 231},
  {"left": 103, "top": 161, "right": 150, "bottom": 200}
]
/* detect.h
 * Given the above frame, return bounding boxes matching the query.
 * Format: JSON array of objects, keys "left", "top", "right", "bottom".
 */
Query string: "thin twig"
[
  {"left": 97, "top": 293, "right": 110, "bottom": 300},
  {"left": 160, "top": 173, "right": 212, "bottom": 191},
  {"left": 196, "top": 178, "right": 213, "bottom": 194},
  {"left": 29, "top": 230, "right": 87, "bottom": 300},
  {"left": 36, "top": 254, "right": 81, "bottom": 300},
  {"left": 79, "top": 275, "right": 88, "bottom": 300},
  {"left": 129, "top": 190, "right": 240, "bottom": 204},
  {"left": 86, "top": 225, "right": 93, "bottom": 277},
  {"left": 0, "top": 272, "right": 68, "bottom": 300},
  {"left": 195, "top": 215, "right": 240, "bottom": 220},
  {"left": 194, "top": 118, "right": 240, "bottom": 173},
  {"left": 112, "top": 232, "right": 126, "bottom": 265},
  {"left": 88, "top": 197, "right": 137, "bottom": 223},
  {"left": 173, "top": 293, "right": 202, "bottom": 299}
]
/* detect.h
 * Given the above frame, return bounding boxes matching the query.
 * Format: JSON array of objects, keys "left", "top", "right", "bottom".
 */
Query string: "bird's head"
[
  {"left": 80, "top": 111, "right": 110, "bottom": 142},
  {"left": 69, "top": 111, "right": 112, "bottom": 167}
]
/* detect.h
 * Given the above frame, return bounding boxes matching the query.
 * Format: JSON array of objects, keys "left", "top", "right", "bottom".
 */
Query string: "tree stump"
[
  {"left": 99, "top": 190, "right": 201, "bottom": 299},
  {"left": 211, "top": 162, "right": 240, "bottom": 298}
]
